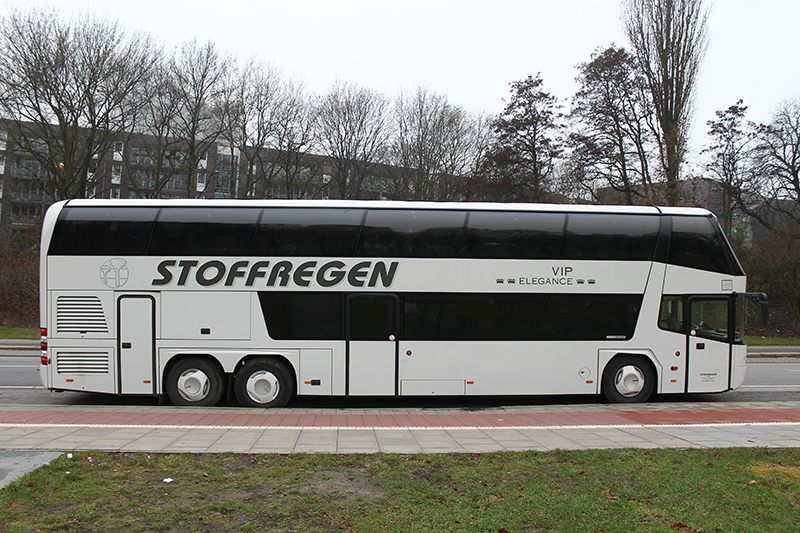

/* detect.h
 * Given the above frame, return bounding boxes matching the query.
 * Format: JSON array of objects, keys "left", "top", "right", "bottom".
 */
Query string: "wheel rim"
[
  {"left": 245, "top": 370, "right": 280, "bottom": 404},
  {"left": 614, "top": 365, "right": 645, "bottom": 397},
  {"left": 176, "top": 368, "right": 210, "bottom": 402}
]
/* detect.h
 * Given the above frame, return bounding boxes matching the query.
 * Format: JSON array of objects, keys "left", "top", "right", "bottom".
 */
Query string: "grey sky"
[{"left": 5, "top": 0, "right": 798, "bottom": 162}]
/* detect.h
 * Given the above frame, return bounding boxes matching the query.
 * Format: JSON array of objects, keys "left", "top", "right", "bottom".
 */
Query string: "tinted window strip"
[
  {"left": 49, "top": 207, "right": 739, "bottom": 268},
  {"left": 556, "top": 214, "right": 568, "bottom": 259},
  {"left": 654, "top": 216, "right": 671, "bottom": 264},
  {"left": 668, "top": 215, "right": 735, "bottom": 274},
  {"left": 50, "top": 206, "right": 159, "bottom": 255},
  {"left": 247, "top": 208, "right": 265, "bottom": 256},
  {"left": 351, "top": 210, "right": 369, "bottom": 257},
  {"left": 146, "top": 208, "right": 162, "bottom": 257},
  {"left": 716, "top": 221, "right": 745, "bottom": 276},
  {"left": 259, "top": 291, "right": 644, "bottom": 341},
  {"left": 455, "top": 212, "right": 471, "bottom": 258},
  {"left": 559, "top": 213, "right": 659, "bottom": 261}
]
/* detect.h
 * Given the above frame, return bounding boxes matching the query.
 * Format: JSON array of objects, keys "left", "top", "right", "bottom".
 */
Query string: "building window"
[
  {"left": 112, "top": 164, "right": 122, "bottom": 185},
  {"left": 10, "top": 203, "right": 43, "bottom": 225}
]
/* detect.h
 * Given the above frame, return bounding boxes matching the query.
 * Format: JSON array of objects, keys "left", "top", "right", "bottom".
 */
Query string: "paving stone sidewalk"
[{"left": 2, "top": 401, "right": 800, "bottom": 454}]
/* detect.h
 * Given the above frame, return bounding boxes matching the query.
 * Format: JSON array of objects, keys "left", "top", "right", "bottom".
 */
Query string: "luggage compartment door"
[{"left": 118, "top": 294, "right": 156, "bottom": 394}]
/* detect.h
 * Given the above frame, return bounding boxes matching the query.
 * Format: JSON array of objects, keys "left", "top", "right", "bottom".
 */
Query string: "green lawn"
[
  {"left": 745, "top": 335, "right": 800, "bottom": 346},
  {"left": 0, "top": 326, "right": 38, "bottom": 340},
  {"left": 2, "top": 448, "right": 799, "bottom": 532}
]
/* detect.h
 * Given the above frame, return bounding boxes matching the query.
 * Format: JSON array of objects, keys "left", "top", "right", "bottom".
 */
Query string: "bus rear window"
[{"left": 49, "top": 207, "right": 158, "bottom": 255}]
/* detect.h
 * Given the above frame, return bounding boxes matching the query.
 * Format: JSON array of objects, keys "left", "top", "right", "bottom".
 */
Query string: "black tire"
[
  {"left": 234, "top": 358, "right": 294, "bottom": 408},
  {"left": 601, "top": 355, "right": 656, "bottom": 403},
  {"left": 165, "top": 357, "right": 224, "bottom": 407}
]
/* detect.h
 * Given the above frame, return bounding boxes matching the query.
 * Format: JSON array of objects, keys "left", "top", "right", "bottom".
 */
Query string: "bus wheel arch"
[
  {"left": 234, "top": 356, "right": 295, "bottom": 408},
  {"left": 164, "top": 355, "right": 225, "bottom": 407},
  {"left": 601, "top": 354, "right": 657, "bottom": 403}
]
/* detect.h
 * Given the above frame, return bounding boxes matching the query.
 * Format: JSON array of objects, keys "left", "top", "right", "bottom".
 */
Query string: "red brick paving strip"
[{"left": 2, "top": 408, "right": 800, "bottom": 428}]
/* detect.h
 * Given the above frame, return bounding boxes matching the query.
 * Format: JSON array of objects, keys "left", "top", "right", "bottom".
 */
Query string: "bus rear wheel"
[
  {"left": 234, "top": 358, "right": 293, "bottom": 408},
  {"left": 601, "top": 355, "right": 656, "bottom": 403},
  {"left": 165, "top": 357, "right": 224, "bottom": 406}
]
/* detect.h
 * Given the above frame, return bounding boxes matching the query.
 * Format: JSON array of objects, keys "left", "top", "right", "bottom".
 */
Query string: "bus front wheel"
[
  {"left": 165, "top": 357, "right": 224, "bottom": 406},
  {"left": 234, "top": 358, "right": 293, "bottom": 408},
  {"left": 601, "top": 355, "right": 656, "bottom": 403}
]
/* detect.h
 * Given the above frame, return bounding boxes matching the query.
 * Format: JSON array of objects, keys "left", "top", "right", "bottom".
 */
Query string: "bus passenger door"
[
  {"left": 117, "top": 294, "right": 156, "bottom": 395},
  {"left": 347, "top": 295, "right": 398, "bottom": 396},
  {"left": 686, "top": 297, "right": 731, "bottom": 393}
]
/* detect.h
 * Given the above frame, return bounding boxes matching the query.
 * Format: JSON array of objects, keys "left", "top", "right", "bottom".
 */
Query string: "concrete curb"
[
  {"left": 0, "top": 450, "right": 62, "bottom": 489},
  {"left": 0, "top": 339, "right": 38, "bottom": 346}
]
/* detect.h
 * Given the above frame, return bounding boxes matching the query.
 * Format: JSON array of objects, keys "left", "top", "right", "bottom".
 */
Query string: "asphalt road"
[{"left": 0, "top": 353, "right": 798, "bottom": 408}]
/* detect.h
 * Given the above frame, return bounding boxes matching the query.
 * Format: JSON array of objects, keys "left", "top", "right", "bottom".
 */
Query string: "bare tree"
[
  {"left": 730, "top": 99, "right": 800, "bottom": 328},
  {"left": 220, "top": 63, "right": 320, "bottom": 199},
  {"left": 391, "top": 87, "right": 483, "bottom": 200},
  {"left": 702, "top": 100, "right": 752, "bottom": 238},
  {"left": 469, "top": 74, "right": 563, "bottom": 202},
  {"left": 622, "top": 0, "right": 710, "bottom": 205},
  {"left": 568, "top": 45, "right": 658, "bottom": 205},
  {"left": 268, "top": 79, "right": 320, "bottom": 199},
  {"left": 315, "top": 81, "right": 390, "bottom": 199},
  {"left": 0, "top": 7, "right": 158, "bottom": 199},
  {"left": 169, "top": 39, "right": 232, "bottom": 198},
  {"left": 742, "top": 98, "right": 800, "bottom": 233},
  {"left": 738, "top": 221, "right": 800, "bottom": 326},
  {"left": 219, "top": 60, "right": 283, "bottom": 197},
  {"left": 118, "top": 58, "right": 188, "bottom": 199}
]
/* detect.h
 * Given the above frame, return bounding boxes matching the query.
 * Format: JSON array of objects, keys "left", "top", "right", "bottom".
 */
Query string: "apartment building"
[{"left": 0, "top": 124, "right": 394, "bottom": 232}]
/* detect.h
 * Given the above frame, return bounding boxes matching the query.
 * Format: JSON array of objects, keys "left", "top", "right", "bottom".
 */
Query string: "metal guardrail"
[{"left": 0, "top": 339, "right": 38, "bottom": 353}]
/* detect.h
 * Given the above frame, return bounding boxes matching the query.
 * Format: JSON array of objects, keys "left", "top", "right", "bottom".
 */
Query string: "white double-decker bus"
[{"left": 39, "top": 199, "right": 753, "bottom": 407}]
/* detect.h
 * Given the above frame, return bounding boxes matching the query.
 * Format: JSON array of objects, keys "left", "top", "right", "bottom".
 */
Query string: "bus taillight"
[{"left": 40, "top": 327, "right": 48, "bottom": 365}]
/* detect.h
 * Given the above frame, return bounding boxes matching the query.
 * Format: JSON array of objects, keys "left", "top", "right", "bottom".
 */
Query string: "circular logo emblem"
[{"left": 99, "top": 258, "right": 130, "bottom": 288}]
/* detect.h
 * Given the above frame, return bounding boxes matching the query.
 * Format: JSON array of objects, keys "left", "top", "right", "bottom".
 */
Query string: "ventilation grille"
[
  {"left": 56, "top": 295, "right": 109, "bottom": 334},
  {"left": 56, "top": 352, "right": 110, "bottom": 374}
]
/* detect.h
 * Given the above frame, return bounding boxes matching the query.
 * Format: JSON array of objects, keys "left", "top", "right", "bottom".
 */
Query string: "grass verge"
[
  {"left": 2, "top": 448, "right": 799, "bottom": 532},
  {"left": 745, "top": 336, "right": 800, "bottom": 346},
  {"left": 0, "top": 326, "right": 38, "bottom": 340}
]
